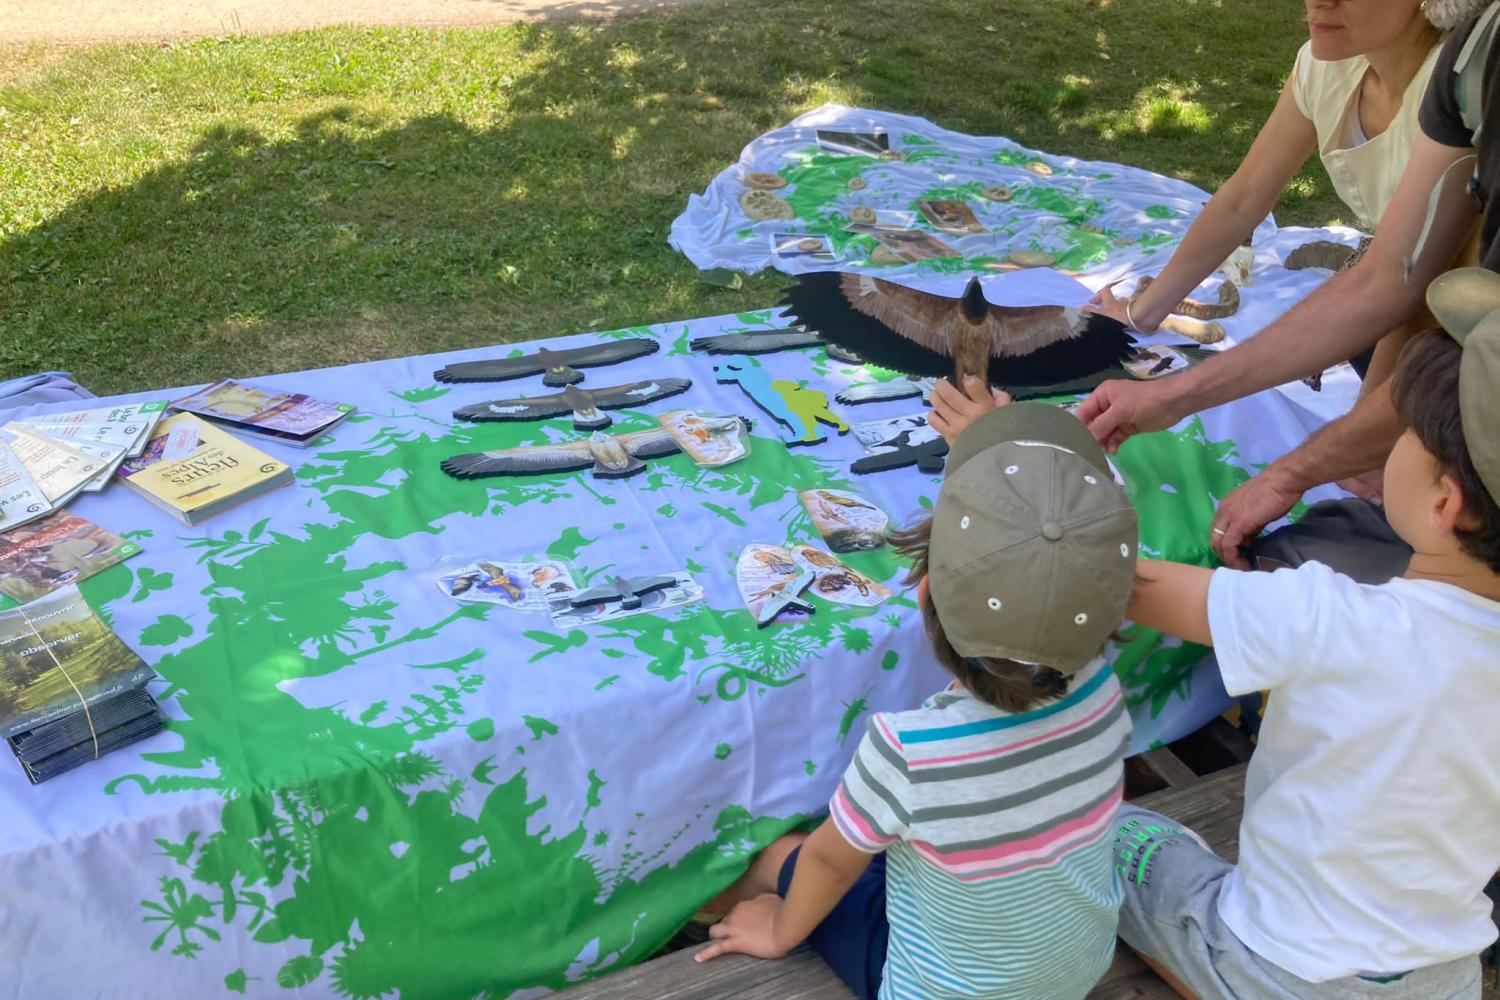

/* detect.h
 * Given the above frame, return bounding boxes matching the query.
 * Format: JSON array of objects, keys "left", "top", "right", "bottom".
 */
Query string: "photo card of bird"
[
  {"left": 842, "top": 210, "right": 916, "bottom": 232},
  {"left": 799, "top": 487, "right": 889, "bottom": 552},
  {"left": 771, "top": 232, "right": 838, "bottom": 262},
  {"left": 656, "top": 409, "right": 751, "bottom": 467},
  {"left": 814, "top": 129, "right": 890, "bottom": 157},
  {"left": 432, "top": 556, "right": 578, "bottom": 612},
  {"left": 916, "top": 199, "right": 985, "bottom": 234},
  {"left": 790, "top": 544, "right": 891, "bottom": 607},
  {"left": 864, "top": 228, "right": 959, "bottom": 263},
  {"left": 736, "top": 543, "right": 816, "bottom": 626}
]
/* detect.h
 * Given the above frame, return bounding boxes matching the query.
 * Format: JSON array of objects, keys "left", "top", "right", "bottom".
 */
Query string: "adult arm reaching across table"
[
  {"left": 1209, "top": 378, "right": 1407, "bottom": 567},
  {"left": 1078, "top": 131, "right": 1479, "bottom": 453}
]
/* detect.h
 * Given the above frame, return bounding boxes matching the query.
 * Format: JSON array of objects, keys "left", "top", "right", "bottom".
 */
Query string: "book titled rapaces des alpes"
[
  {"left": 170, "top": 378, "right": 355, "bottom": 448},
  {"left": 116, "top": 413, "right": 292, "bottom": 525}
]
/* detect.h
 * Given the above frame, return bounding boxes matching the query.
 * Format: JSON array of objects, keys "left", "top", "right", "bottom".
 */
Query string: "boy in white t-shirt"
[{"left": 1115, "top": 267, "right": 1500, "bottom": 1000}]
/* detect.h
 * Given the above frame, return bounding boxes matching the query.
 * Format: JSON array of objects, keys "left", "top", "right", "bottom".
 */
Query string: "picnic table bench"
[{"left": 562, "top": 756, "right": 1500, "bottom": 1000}]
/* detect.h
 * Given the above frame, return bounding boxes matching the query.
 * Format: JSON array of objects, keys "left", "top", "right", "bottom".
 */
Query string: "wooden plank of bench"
[
  {"left": 1133, "top": 760, "right": 1244, "bottom": 859},
  {"left": 564, "top": 765, "right": 1500, "bottom": 1000},
  {"left": 561, "top": 945, "right": 854, "bottom": 999},
  {"left": 1126, "top": 746, "right": 1202, "bottom": 796}
]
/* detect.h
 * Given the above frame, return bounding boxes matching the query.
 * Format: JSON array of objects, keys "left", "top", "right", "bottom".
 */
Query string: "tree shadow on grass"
[{"left": 0, "top": 0, "right": 1335, "bottom": 393}]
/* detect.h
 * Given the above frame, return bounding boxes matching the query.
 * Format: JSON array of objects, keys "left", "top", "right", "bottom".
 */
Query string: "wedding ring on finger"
[{"left": 1212, "top": 527, "right": 1227, "bottom": 536}]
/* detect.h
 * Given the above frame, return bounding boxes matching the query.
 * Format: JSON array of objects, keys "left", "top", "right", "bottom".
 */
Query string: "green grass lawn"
[{"left": 0, "top": 0, "right": 1342, "bottom": 395}]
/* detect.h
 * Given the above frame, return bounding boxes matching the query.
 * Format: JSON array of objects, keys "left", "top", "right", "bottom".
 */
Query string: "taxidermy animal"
[
  {"left": 713, "top": 357, "right": 848, "bottom": 446},
  {"left": 569, "top": 574, "right": 679, "bottom": 611},
  {"left": 1284, "top": 239, "right": 1360, "bottom": 272},
  {"left": 850, "top": 429, "right": 949, "bottom": 476},
  {"left": 689, "top": 331, "right": 824, "bottom": 354},
  {"left": 1133, "top": 275, "right": 1240, "bottom": 320},
  {"left": 1218, "top": 238, "right": 1254, "bottom": 285},
  {"left": 441, "top": 426, "right": 688, "bottom": 480},
  {"left": 452, "top": 379, "right": 692, "bottom": 430},
  {"left": 779, "top": 272, "right": 1133, "bottom": 389},
  {"left": 434, "top": 339, "right": 659, "bottom": 387}
]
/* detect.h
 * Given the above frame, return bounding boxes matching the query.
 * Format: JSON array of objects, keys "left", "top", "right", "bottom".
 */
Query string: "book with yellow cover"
[{"left": 116, "top": 414, "right": 292, "bottom": 524}]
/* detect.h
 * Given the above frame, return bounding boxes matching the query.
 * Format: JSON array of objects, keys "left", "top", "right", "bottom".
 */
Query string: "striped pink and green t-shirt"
[{"left": 829, "top": 657, "right": 1130, "bottom": 1000}]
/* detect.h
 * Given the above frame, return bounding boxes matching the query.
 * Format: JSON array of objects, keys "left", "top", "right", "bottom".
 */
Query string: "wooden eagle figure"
[
  {"left": 778, "top": 272, "right": 1134, "bottom": 388},
  {"left": 434, "top": 339, "right": 659, "bottom": 387},
  {"left": 441, "top": 426, "right": 683, "bottom": 481},
  {"left": 452, "top": 379, "right": 692, "bottom": 430}
]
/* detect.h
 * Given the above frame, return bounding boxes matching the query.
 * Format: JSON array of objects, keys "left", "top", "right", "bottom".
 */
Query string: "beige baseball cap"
[
  {"left": 928, "top": 403, "right": 1138, "bottom": 675},
  {"left": 1424, "top": 267, "right": 1500, "bottom": 504}
]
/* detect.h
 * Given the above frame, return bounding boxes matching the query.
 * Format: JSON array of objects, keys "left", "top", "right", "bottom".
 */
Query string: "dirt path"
[{"left": 0, "top": 0, "right": 712, "bottom": 45}]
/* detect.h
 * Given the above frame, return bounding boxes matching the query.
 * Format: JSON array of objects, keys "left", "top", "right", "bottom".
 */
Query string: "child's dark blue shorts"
[{"left": 777, "top": 847, "right": 889, "bottom": 1000}]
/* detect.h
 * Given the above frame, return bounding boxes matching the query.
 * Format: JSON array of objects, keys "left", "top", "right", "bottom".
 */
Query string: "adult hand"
[
  {"left": 1083, "top": 283, "right": 1138, "bottom": 330},
  {"left": 1336, "top": 468, "right": 1384, "bottom": 506},
  {"left": 928, "top": 377, "right": 1012, "bottom": 445},
  {"left": 1210, "top": 467, "right": 1306, "bottom": 569},
  {"left": 1076, "top": 378, "right": 1182, "bottom": 453},
  {"left": 695, "top": 894, "right": 790, "bottom": 963}
]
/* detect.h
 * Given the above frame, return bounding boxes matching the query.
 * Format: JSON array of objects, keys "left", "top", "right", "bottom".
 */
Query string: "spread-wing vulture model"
[
  {"left": 778, "top": 272, "right": 1134, "bottom": 389},
  {"left": 452, "top": 379, "right": 692, "bottom": 430},
  {"left": 434, "top": 339, "right": 659, "bottom": 387},
  {"left": 441, "top": 426, "right": 685, "bottom": 481}
]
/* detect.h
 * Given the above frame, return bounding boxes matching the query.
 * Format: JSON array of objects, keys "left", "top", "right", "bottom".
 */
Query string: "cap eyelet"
[
  {"left": 960, "top": 515, "right": 971, "bottom": 529},
  {"left": 1073, "top": 612, "right": 1088, "bottom": 625},
  {"left": 1120, "top": 543, "right": 1130, "bottom": 557},
  {"left": 987, "top": 597, "right": 1002, "bottom": 610},
  {"left": 1004, "top": 464, "right": 1019, "bottom": 475},
  {"left": 1084, "top": 474, "right": 1098, "bottom": 485}
]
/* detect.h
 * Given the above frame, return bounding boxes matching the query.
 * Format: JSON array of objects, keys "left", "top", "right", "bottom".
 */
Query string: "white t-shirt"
[{"left": 1207, "top": 561, "right": 1500, "bottom": 981}]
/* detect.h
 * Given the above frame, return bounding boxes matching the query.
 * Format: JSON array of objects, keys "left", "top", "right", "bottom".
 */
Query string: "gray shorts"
[{"left": 1113, "top": 805, "right": 1482, "bottom": 1000}]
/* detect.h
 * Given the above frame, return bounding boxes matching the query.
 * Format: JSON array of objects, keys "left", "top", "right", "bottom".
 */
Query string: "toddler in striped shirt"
[{"left": 697, "top": 401, "right": 1137, "bottom": 1000}]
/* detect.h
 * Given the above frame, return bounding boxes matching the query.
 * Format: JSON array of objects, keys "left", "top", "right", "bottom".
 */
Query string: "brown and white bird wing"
[
  {"left": 616, "top": 426, "right": 682, "bottom": 459},
  {"left": 833, "top": 273, "right": 1087, "bottom": 357},
  {"left": 440, "top": 439, "right": 598, "bottom": 479},
  {"left": 779, "top": 271, "right": 1135, "bottom": 388}
]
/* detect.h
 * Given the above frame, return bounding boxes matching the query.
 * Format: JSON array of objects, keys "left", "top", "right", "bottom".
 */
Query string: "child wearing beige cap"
[
  {"left": 1115, "top": 268, "right": 1500, "bottom": 1000},
  {"left": 696, "top": 402, "right": 1137, "bottom": 1000}
]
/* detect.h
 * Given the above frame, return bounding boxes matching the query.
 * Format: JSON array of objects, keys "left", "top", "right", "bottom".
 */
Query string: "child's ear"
[
  {"left": 917, "top": 576, "right": 930, "bottom": 604},
  {"left": 1434, "top": 472, "right": 1471, "bottom": 533}
]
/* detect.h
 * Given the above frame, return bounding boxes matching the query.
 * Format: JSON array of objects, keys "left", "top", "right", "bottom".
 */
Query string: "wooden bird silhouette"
[
  {"left": 441, "top": 426, "right": 683, "bottom": 480},
  {"left": 779, "top": 272, "right": 1134, "bottom": 389},
  {"left": 452, "top": 379, "right": 692, "bottom": 430},
  {"left": 434, "top": 339, "right": 659, "bottom": 387}
]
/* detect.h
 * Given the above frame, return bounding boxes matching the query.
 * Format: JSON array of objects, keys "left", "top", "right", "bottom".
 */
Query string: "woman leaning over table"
[{"left": 1086, "top": 0, "right": 1477, "bottom": 392}]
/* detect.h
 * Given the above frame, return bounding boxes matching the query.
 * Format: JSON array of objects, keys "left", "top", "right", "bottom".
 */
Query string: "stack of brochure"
[
  {"left": 0, "top": 401, "right": 168, "bottom": 533},
  {"left": 170, "top": 379, "right": 354, "bottom": 448},
  {"left": 0, "top": 585, "right": 163, "bottom": 784}
]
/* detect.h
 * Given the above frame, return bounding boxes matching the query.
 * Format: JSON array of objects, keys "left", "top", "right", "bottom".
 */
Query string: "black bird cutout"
[
  {"left": 779, "top": 272, "right": 1134, "bottom": 390},
  {"left": 567, "top": 574, "right": 680, "bottom": 611},
  {"left": 452, "top": 379, "right": 692, "bottom": 430},
  {"left": 850, "top": 430, "right": 950, "bottom": 476},
  {"left": 434, "top": 339, "right": 659, "bottom": 387}
]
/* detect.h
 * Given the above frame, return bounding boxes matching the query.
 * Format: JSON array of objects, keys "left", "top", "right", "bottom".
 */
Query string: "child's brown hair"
[
  {"left": 889, "top": 516, "right": 1069, "bottom": 713},
  {"left": 1391, "top": 330, "right": 1500, "bottom": 573}
]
